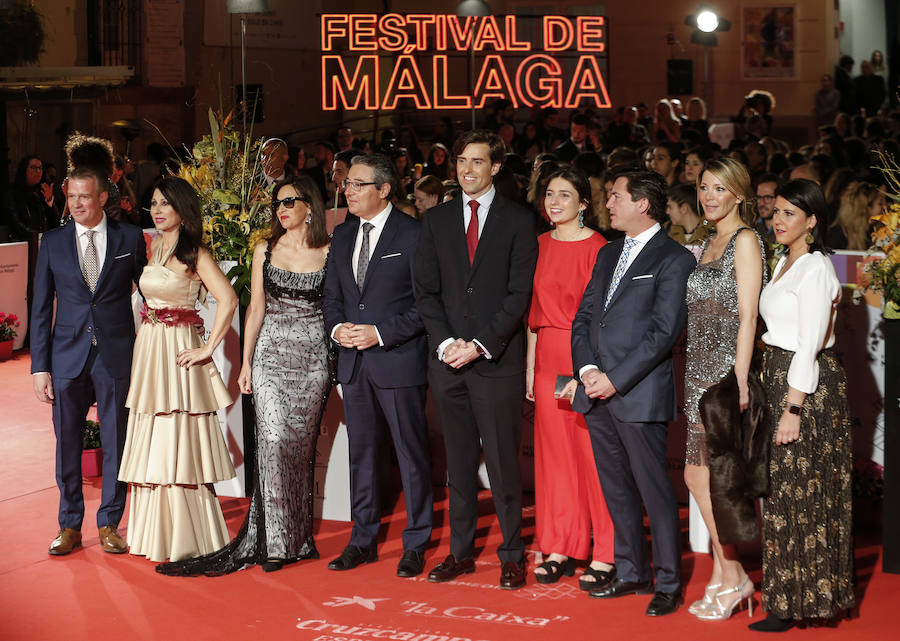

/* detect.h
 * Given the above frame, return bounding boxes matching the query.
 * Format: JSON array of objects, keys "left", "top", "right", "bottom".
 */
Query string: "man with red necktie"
[{"left": 414, "top": 129, "right": 538, "bottom": 590}]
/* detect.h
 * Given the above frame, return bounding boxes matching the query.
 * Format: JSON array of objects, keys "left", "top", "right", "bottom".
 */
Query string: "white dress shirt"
[
  {"left": 351, "top": 204, "right": 392, "bottom": 281},
  {"left": 759, "top": 251, "right": 840, "bottom": 394},
  {"left": 618, "top": 222, "right": 661, "bottom": 274},
  {"left": 579, "top": 222, "right": 661, "bottom": 379},
  {"left": 461, "top": 185, "right": 496, "bottom": 241},
  {"left": 75, "top": 214, "right": 109, "bottom": 275},
  {"left": 330, "top": 203, "right": 391, "bottom": 347},
  {"left": 437, "top": 187, "right": 497, "bottom": 361}
]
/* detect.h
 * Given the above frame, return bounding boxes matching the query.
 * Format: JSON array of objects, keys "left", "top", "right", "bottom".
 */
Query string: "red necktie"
[{"left": 466, "top": 200, "right": 479, "bottom": 266}]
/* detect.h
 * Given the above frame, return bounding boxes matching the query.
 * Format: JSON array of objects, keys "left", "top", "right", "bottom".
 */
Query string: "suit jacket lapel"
[
  {"left": 360, "top": 206, "right": 399, "bottom": 295},
  {"left": 342, "top": 215, "right": 361, "bottom": 296},
  {"left": 598, "top": 237, "right": 622, "bottom": 308},
  {"left": 93, "top": 219, "right": 122, "bottom": 294},
  {"left": 64, "top": 221, "right": 92, "bottom": 296},
  {"left": 445, "top": 197, "right": 470, "bottom": 280},
  {"left": 604, "top": 228, "right": 667, "bottom": 312}
]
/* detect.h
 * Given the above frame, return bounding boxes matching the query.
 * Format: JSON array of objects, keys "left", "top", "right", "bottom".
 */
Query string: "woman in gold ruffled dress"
[{"left": 118, "top": 176, "right": 237, "bottom": 562}]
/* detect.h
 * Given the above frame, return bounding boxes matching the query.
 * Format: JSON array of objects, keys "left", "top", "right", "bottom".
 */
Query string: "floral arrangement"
[
  {"left": 83, "top": 419, "right": 101, "bottom": 450},
  {"left": 855, "top": 151, "right": 900, "bottom": 319},
  {"left": 177, "top": 108, "right": 272, "bottom": 305},
  {"left": 0, "top": 312, "right": 20, "bottom": 341}
]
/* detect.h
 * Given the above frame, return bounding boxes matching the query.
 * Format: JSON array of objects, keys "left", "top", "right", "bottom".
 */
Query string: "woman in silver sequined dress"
[
  {"left": 157, "top": 175, "right": 333, "bottom": 576},
  {"left": 683, "top": 158, "right": 765, "bottom": 620}
]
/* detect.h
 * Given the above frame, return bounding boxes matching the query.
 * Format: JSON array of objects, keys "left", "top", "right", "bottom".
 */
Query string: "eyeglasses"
[
  {"left": 342, "top": 179, "right": 377, "bottom": 192},
  {"left": 272, "top": 195, "right": 308, "bottom": 209},
  {"left": 27, "top": 165, "right": 43, "bottom": 172},
  {"left": 756, "top": 194, "right": 776, "bottom": 202}
]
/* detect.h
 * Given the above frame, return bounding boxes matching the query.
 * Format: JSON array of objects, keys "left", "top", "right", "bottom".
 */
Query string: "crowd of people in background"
[{"left": 6, "top": 47, "right": 893, "bottom": 259}]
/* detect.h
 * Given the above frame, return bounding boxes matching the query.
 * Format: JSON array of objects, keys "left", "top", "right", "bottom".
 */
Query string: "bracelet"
[{"left": 786, "top": 402, "right": 803, "bottom": 416}]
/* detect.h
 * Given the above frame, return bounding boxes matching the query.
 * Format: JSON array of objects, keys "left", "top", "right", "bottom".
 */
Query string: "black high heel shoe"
[
  {"left": 261, "top": 558, "right": 285, "bottom": 573},
  {"left": 578, "top": 565, "right": 616, "bottom": 591},
  {"left": 535, "top": 557, "right": 575, "bottom": 584},
  {"left": 748, "top": 613, "right": 796, "bottom": 632}
]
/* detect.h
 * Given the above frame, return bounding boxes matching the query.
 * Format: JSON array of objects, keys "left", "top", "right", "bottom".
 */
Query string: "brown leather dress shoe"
[
  {"left": 49, "top": 528, "right": 82, "bottom": 556},
  {"left": 500, "top": 560, "right": 527, "bottom": 590},
  {"left": 427, "top": 554, "right": 475, "bottom": 583},
  {"left": 98, "top": 526, "right": 127, "bottom": 554}
]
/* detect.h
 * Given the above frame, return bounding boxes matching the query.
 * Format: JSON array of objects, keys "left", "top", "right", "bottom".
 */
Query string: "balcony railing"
[{"left": 87, "top": 0, "right": 143, "bottom": 82}]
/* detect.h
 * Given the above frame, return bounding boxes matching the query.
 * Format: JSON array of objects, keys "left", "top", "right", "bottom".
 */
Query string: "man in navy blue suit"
[
  {"left": 571, "top": 170, "right": 695, "bottom": 615},
  {"left": 31, "top": 167, "right": 147, "bottom": 555},
  {"left": 322, "top": 154, "right": 432, "bottom": 578}
]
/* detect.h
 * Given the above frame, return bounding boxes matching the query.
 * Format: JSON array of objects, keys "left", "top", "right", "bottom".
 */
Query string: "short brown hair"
[
  {"left": 452, "top": 129, "right": 506, "bottom": 166},
  {"left": 67, "top": 167, "right": 108, "bottom": 194},
  {"left": 414, "top": 174, "right": 445, "bottom": 200}
]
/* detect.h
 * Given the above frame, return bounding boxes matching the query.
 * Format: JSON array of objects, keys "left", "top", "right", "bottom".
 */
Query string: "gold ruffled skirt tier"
[{"left": 119, "top": 318, "right": 236, "bottom": 562}]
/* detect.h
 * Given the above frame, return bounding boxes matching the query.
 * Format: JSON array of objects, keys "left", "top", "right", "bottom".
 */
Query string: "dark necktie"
[
  {"left": 466, "top": 200, "right": 479, "bottom": 266},
  {"left": 357, "top": 222, "right": 374, "bottom": 291}
]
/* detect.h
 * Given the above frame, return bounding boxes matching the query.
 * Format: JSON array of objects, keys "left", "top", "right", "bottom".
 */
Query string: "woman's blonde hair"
[
  {"left": 833, "top": 181, "right": 880, "bottom": 250},
  {"left": 699, "top": 157, "right": 757, "bottom": 226}
]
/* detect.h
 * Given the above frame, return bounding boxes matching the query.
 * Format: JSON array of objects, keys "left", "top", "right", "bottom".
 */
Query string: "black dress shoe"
[
  {"left": 500, "top": 560, "right": 527, "bottom": 590},
  {"left": 396, "top": 550, "right": 425, "bottom": 578},
  {"left": 748, "top": 613, "right": 796, "bottom": 632},
  {"left": 590, "top": 578, "right": 654, "bottom": 599},
  {"left": 645, "top": 590, "right": 683, "bottom": 616},
  {"left": 427, "top": 554, "right": 475, "bottom": 583},
  {"left": 327, "top": 545, "right": 377, "bottom": 571}
]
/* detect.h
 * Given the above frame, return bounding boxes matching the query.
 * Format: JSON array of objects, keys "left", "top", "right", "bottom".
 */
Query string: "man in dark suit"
[
  {"left": 31, "top": 167, "right": 147, "bottom": 555},
  {"left": 322, "top": 154, "right": 432, "bottom": 578},
  {"left": 571, "top": 170, "right": 695, "bottom": 615},
  {"left": 553, "top": 113, "right": 595, "bottom": 163},
  {"left": 414, "top": 130, "right": 538, "bottom": 590}
]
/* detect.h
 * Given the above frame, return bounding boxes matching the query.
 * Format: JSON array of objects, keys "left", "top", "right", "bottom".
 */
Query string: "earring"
[
  {"left": 805, "top": 230, "right": 814, "bottom": 245},
  {"left": 578, "top": 210, "right": 585, "bottom": 228},
  {"left": 305, "top": 211, "right": 312, "bottom": 224}
]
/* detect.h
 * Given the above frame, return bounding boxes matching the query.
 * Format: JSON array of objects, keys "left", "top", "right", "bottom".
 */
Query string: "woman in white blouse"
[{"left": 750, "top": 179, "right": 855, "bottom": 633}]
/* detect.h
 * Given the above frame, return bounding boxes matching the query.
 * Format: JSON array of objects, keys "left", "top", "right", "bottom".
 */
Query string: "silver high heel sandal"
[
  {"left": 697, "top": 576, "right": 754, "bottom": 621},
  {"left": 688, "top": 582, "right": 722, "bottom": 616}
]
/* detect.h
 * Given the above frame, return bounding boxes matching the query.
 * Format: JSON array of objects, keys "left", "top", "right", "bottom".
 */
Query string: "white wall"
[{"left": 839, "top": 0, "right": 888, "bottom": 75}]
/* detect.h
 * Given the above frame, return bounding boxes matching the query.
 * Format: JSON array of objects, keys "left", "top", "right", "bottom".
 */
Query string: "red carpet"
[{"left": 1, "top": 350, "right": 896, "bottom": 641}]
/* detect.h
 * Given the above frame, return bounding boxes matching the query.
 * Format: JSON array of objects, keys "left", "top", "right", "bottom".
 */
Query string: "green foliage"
[
  {"left": 0, "top": 1, "right": 45, "bottom": 66},
  {"left": 83, "top": 420, "right": 102, "bottom": 450}
]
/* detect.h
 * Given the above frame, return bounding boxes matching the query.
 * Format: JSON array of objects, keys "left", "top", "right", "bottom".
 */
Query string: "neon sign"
[{"left": 320, "top": 14, "right": 611, "bottom": 111}]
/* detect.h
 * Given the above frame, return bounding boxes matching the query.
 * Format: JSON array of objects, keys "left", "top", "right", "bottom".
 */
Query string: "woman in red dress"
[{"left": 526, "top": 167, "right": 615, "bottom": 589}]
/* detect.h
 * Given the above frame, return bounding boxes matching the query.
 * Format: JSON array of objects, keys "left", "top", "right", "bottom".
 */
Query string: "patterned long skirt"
[{"left": 759, "top": 345, "right": 856, "bottom": 620}]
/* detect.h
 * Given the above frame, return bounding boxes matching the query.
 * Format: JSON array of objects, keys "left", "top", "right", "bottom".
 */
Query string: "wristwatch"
[
  {"left": 474, "top": 343, "right": 487, "bottom": 358},
  {"left": 787, "top": 403, "right": 803, "bottom": 416}
]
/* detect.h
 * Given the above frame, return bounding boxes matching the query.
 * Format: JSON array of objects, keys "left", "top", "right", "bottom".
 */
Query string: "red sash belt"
[{"left": 140, "top": 304, "right": 204, "bottom": 334}]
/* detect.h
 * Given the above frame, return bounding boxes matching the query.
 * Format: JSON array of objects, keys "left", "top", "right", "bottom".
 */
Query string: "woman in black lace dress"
[{"left": 158, "top": 175, "right": 333, "bottom": 576}]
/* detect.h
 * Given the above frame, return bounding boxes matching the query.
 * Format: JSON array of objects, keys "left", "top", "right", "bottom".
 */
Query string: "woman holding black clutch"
[
  {"left": 526, "top": 167, "right": 614, "bottom": 590},
  {"left": 750, "top": 179, "right": 855, "bottom": 632}
]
